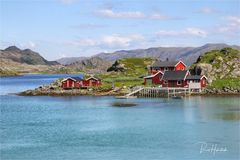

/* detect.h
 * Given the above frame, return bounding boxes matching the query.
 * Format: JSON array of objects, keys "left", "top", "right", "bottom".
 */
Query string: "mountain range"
[
  {"left": 1, "top": 43, "right": 240, "bottom": 76},
  {"left": 56, "top": 43, "right": 240, "bottom": 65}
]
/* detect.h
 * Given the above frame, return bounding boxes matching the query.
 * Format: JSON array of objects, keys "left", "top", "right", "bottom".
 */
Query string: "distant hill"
[
  {"left": 0, "top": 46, "right": 59, "bottom": 65},
  {"left": 66, "top": 57, "right": 112, "bottom": 74},
  {"left": 56, "top": 57, "right": 87, "bottom": 65},
  {"left": 93, "top": 43, "right": 240, "bottom": 65}
]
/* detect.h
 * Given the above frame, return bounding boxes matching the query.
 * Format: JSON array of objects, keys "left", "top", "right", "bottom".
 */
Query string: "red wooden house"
[
  {"left": 150, "top": 60, "right": 186, "bottom": 74},
  {"left": 83, "top": 77, "right": 102, "bottom": 87},
  {"left": 143, "top": 60, "right": 207, "bottom": 90},
  {"left": 61, "top": 76, "right": 102, "bottom": 89},
  {"left": 143, "top": 71, "right": 163, "bottom": 85},
  {"left": 61, "top": 77, "right": 84, "bottom": 89},
  {"left": 161, "top": 70, "right": 190, "bottom": 87}
]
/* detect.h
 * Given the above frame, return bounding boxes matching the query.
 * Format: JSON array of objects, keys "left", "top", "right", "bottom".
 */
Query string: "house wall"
[
  {"left": 62, "top": 79, "right": 75, "bottom": 89},
  {"left": 83, "top": 79, "right": 101, "bottom": 87},
  {"left": 200, "top": 77, "right": 207, "bottom": 88},
  {"left": 175, "top": 62, "right": 186, "bottom": 71},
  {"left": 162, "top": 80, "right": 187, "bottom": 88},
  {"left": 152, "top": 73, "right": 163, "bottom": 84}
]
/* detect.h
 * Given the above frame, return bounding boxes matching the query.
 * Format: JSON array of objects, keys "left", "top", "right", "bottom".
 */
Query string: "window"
[
  {"left": 177, "top": 81, "right": 182, "bottom": 85},
  {"left": 165, "top": 67, "right": 168, "bottom": 71},
  {"left": 164, "top": 80, "right": 167, "bottom": 84}
]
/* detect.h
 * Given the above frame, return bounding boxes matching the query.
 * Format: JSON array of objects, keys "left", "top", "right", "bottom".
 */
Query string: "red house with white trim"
[
  {"left": 61, "top": 77, "right": 84, "bottom": 89},
  {"left": 150, "top": 60, "right": 186, "bottom": 74},
  {"left": 143, "top": 60, "right": 207, "bottom": 90},
  {"left": 61, "top": 76, "right": 101, "bottom": 89},
  {"left": 83, "top": 77, "right": 102, "bottom": 87},
  {"left": 161, "top": 70, "right": 190, "bottom": 87},
  {"left": 144, "top": 71, "right": 163, "bottom": 85}
]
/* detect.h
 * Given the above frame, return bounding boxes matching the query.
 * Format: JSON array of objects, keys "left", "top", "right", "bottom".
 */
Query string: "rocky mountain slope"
[
  {"left": 0, "top": 46, "right": 58, "bottom": 65},
  {"left": 66, "top": 57, "right": 112, "bottom": 74},
  {"left": 56, "top": 57, "right": 87, "bottom": 65},
  {"left": 93, "top": 43, "right": 240, "bottom": 65},
  {"left": 190, "top": 48, "right": 240, "bottom": 83}
]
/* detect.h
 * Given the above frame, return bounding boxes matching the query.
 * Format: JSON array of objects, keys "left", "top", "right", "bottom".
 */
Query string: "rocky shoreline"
[
  {"left": 16, "top": 77, "right": 240, "bottom": 97},
  {"left": 17, "top": 85, "right": 240, "bottom": 97},
  {"left": 17, "top": 81, "right": 129, "bottom": 97}
]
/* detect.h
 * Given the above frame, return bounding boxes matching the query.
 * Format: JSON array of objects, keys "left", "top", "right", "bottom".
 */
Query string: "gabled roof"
[
  {"left": 161, "top": 70, "right": 188, "bottom": 81},
  {"left": 86, "top": 76, "right": 101, "bottom": 81},
  {"left": 144, "top": 71, "right": 163, "bottom": 79},
  {"left": 151, "top": 61, "right": 179, "bottom": 67},
  {"left": 61, "top": 77, "right": 83, "bottom": 82},
  {"left": 71, "top": 77, "right": 84, "bottom": 81},
  {"left": 186, "top": 75, "right": 207, "bottom": 80},
  {"left": 151, "top": 60, "right": 186, "bottom": 68}
]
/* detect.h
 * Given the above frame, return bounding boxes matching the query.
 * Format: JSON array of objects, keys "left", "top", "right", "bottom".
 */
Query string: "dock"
[{"left": 121, "top": 87, "right": 198, "bottom": 98}]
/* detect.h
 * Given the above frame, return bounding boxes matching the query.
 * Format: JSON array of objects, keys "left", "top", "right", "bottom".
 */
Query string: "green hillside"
[
  {"left": 190, "top": 48, "right": 240, "bottom": 90},
  {"left": 99, "top": 57, "right": 155, "bottom": 89}
]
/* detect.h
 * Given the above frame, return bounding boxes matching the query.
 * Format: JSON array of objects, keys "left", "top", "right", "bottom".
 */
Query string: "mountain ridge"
[{"left": 0, "top": 46, "right": 59, "bottom": 65}]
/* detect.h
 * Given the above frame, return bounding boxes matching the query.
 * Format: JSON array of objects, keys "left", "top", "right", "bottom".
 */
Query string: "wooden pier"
[{"left": 124, "top": 87, "right": 194, "bottom": 98}]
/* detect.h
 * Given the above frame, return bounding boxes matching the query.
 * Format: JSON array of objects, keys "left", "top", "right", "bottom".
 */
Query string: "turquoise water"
[{"left": 0, "top": 75, "right": 240, "bottom": 160}]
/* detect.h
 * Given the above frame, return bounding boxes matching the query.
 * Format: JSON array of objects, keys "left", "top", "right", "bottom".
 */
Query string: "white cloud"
[
  {"left": 197, "top": 7, "right": 217, "bottom": 14},
  {"left": 101, "top": 34, "right": 144, "bottom": 47},
  {"left": 97, "top": 9, "right": 145, "bottom": 18},
  {"left": 218, "top": 16, "right": 240, "bottom": 33},
  {"left": 66, "top": 39, "right": 96, "bottom": 47},
  {"left": 71, "top": 23, "right": 106, "bottom": 29},
  {"left": 150, "top": 13, "right": 176, "bottom": 20},
  {"left": 64, "top": 34, "right": 144, "bottom": 49},
  {"left": 19, "top": 41, "right": 37, "bottom": 49},
  {"left": 157, "top": 27, "right": 207, "bottom": 38}
]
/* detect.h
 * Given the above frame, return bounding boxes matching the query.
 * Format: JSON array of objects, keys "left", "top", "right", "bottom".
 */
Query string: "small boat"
[{"left": 171, "top": 96, "right": 183, "bottom": 99}]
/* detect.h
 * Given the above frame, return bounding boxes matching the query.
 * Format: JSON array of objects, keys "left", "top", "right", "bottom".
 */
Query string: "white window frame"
[{"left": 177, "top": 80, "right": 182, "bottom": 85}]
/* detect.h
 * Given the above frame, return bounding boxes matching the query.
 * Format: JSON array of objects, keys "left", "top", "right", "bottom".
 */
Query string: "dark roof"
[
  {"left": 186, "top": 75, "right": 202, "bottom": 80},
  {"left": 162, "top": 70, "right": 188, "bottom": 81},
  {"left": 151, "top": 61, "right": 179, "bottom": 68},
  {"left": 70, "top": 77, "right": 84, "bottom": 81}
]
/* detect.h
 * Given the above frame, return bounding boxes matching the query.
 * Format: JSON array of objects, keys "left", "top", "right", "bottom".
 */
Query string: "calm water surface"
[{"left": 0, "top": 75, "right": 240, "bottom": 160}]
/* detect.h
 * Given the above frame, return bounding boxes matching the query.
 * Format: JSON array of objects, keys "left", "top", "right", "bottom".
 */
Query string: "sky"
[{"left": 0, "top": 0, "right": 240, "bottom": 60}]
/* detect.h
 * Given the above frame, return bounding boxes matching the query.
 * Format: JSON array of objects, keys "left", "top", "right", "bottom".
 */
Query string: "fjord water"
[{"left": 0, "top": 75, "right": 240, "bottom": 160}]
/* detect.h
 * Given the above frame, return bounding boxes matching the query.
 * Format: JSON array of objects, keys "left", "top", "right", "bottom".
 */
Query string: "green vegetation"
[
  {"left": 0, "top": 68, "right": 19, "bottom": 77},
  {"left": 208, "top": 78, "right": 240, "bottom": 90},
  {"left": 190, "top": 48, "right": 240, "bottom": 91},
  {"left": 98, "top": 57, "right": 155, "bottom": 89},
  {"left": 195, "top": 48, "right": 239, "bottom": 64}
]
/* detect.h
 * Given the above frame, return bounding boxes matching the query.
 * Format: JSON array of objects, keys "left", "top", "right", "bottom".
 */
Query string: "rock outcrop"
[{"left": 190, "top": 48, "right": 240, "bottom": 84}]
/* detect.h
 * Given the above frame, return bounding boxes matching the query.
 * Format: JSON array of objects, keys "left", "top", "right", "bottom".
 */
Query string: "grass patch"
[{"left": 208, "top": 78, "right": 240, "bottom": 89}]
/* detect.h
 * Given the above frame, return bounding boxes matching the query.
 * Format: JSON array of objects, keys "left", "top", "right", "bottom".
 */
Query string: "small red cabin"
[
  {"left": 150, "top": 60, "right": 186, "bottom": 74},
  {"left": 61, "top": 77, "right": 84, "bottom": 89},
  {"left": 144, "top": 71, "right": 163, "bottom": 85},
  {"left": 83, "top": 77, "right": 102, "bottom": 87},
  {"left": 61, "top": 76, "right": 102, "bottom": 89}
]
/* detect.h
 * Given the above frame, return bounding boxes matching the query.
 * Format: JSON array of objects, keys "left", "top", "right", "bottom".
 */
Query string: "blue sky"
[{"left": 0, "top": 0, "right": 240, "bottom": 60}]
